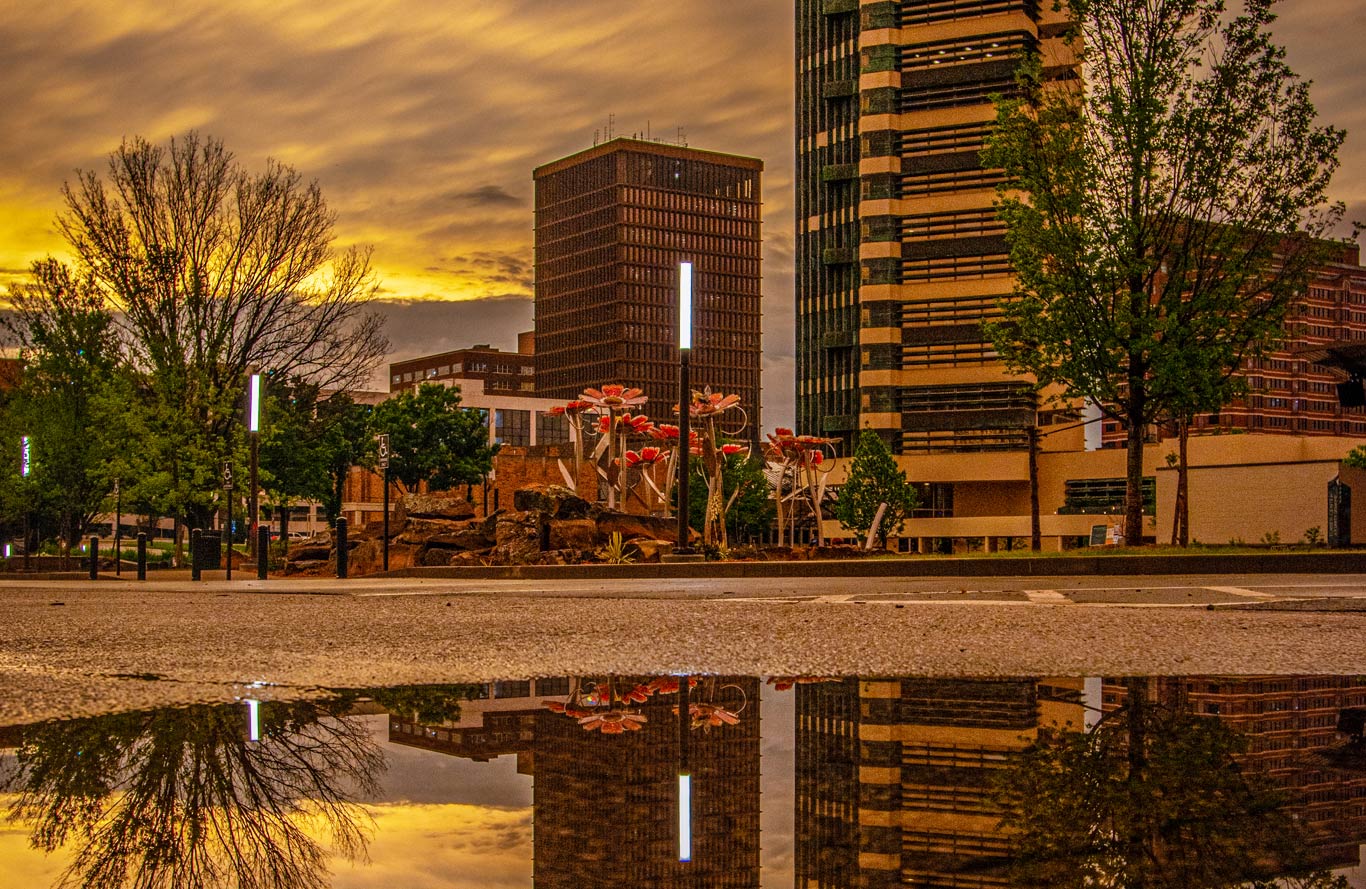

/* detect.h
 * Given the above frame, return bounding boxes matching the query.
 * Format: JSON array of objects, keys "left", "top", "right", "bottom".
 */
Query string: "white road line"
[
  {"left": 1025, "top": 589, "right": 1072, "bottom": 604},
  {"left": 1206, "top": 585, "right": 1277, "bottom": 600}
]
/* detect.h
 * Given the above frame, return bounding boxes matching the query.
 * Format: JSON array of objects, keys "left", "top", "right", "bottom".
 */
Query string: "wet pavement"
[{"left": 1, "top": 572, "right": 1365, "bottom": 725}]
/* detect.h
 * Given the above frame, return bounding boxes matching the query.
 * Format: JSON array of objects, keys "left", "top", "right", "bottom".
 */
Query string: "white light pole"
[
  {"left": 248, "top": 373, "right": 261, "bottom": 556},
  {"left": 20, "top": 436, "right": 30, "bottom": 571},
  {"left": 676, "top": 262, "right": 694, "bottom": 555}
]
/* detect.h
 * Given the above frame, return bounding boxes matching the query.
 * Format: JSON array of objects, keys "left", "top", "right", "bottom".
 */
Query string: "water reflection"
[
  {"left": 2, "top": 675, "right": 1364, "bottom": 888},
  {"left": 0, "top": 696, "right": 383, "bottom": 889}
]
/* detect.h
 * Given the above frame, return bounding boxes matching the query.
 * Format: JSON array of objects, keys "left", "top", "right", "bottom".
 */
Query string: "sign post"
[
  {"left": 222, "top": 461, "right": 234, "bottom": 580},
  {"left": 377, "top": 434, "right": 391, "bottom": 572}
]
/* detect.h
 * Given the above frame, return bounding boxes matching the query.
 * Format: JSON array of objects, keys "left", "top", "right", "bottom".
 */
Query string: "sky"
[{"left": 1, "top": 1, "right": 1363, "bottom": 428}]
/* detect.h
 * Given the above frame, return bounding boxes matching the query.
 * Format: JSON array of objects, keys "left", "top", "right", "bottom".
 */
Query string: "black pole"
[
  {"left": 1028, "top": 425, "right": 1041, "bottom": 552},
  {"left": 191, "top": 528, "right": 202, "bottom": 581},
  {"left": 382, "top": 466, "right": 390, "bottom": 572},
  {"left": 136, "top": 532, "right": 147, "bottom": 581},
  {"left": 224, "top": 495, "right": 233, "bottom": 581},
  {"left": 88, "top": 535, "right": 98, "bottom": 580},
  {"left": 335, "top": 517, "right": 348, "bottom": 578},
  {"left": 257, "top": 524, "right": 268, "bottom": 580},
  {"left": 114, "top": 485, "right": 122, "bottom": 576},
  {"left": 249, "top": 431, "right": 259, "bottom": 557},
  {"left": 22, "top": 513, "right": 29, "bottom": 572},
  {"left": 676, "top": 349, "right": 693, "bottom": 554}
]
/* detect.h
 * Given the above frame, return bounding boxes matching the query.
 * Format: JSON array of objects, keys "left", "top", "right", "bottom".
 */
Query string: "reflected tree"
[
  {"left": 996, "top": 679, "right": 1338, "bottom": 889},
  {"left": 2, "top": 698, "right": 383, "bottom": 889}
]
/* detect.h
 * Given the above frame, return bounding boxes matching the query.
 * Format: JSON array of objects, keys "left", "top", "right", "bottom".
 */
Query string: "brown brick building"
[
  {"left": 533, "top": 138, "right": 764, "bottom": 430},
  {"left": 387, "top": 333, "right": 537, "bottom": 396}
]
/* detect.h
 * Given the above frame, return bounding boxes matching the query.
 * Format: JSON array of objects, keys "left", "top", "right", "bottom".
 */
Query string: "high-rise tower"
[
  {"left": 796, "top": 2, "right": 1075, "bottom": 454},
  {"left": 533, "top": 139, "right": 763, "bottom": 428}
]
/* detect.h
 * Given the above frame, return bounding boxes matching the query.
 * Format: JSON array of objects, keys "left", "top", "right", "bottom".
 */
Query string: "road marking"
[
  {"left": 1025, "top": 589, "right": 1072, "bottom": 604},
  {"left": 1205, "top": 586, "right": 1277, "bottom": 600}
]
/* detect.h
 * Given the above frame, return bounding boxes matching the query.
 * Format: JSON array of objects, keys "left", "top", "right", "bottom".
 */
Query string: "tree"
[
  {"left": 258, "top": 381, "right": 372, "bottom": 526},
  {"left": 996, "top": 679, "right": 1333, "bottom": 889},
  {"left": 833, "top": 429, "right": 919, "bottom": 548},
  {"left": 367, "top": 383, "right": 497, "bottom": 494},
  {"left": 3, "top": 698, "right": 381, "bottom": 889},
  {"left": 984, "top": 0, "right": 1348, "bottom": 546},
  {"left": 57, "top": 132, "right": 388, "bottom": 548},
  {"left": 686, "top": 452, "right": 774, "bottom": 549},
  {"left": 3, "top": 260, "right": 124, "bottom": 558}
]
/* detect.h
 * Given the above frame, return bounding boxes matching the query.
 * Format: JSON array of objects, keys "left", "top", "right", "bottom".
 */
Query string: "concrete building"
[
  {"left": 795, "top": 0, "right": 1075, "bottom": 454},
  {"left": 533, "top": 138, "right": 764, "bottom": 429}
]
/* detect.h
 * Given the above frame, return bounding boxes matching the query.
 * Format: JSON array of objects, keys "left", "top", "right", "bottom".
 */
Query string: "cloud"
[{"left": 447, "top": 185, "right": 523, "bottom": 208}]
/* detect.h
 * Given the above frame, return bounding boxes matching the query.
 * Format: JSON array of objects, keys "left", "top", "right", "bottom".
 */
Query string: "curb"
[{"left": 373, "top": 552, "right": 1366, "bottom": 581}]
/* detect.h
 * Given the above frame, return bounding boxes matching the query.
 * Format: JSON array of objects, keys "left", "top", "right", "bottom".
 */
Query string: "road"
[{"left": 0, "top": 571, "right": 1363, "bottom": 726}]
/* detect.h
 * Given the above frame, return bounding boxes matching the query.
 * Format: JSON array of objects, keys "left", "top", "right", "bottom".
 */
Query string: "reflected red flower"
[{"left": 578, "top": 710, "right": 647, "bottom": 733}]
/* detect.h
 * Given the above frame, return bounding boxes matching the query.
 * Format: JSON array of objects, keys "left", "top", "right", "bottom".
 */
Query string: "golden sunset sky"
[{"left": 1, "top": 1, "right": 1362, "bottom": 424}]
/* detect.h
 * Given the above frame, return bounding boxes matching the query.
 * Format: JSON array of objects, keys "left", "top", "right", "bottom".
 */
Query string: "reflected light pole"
[
  {"left": 678, "top": 672, "right": 692, "bottom": 862},
  {"left": 675, "top": 262, "right": 694, "bottom": 555}
]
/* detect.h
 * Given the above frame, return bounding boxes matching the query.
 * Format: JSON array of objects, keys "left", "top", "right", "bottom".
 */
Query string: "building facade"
[
  {"left": 796, "top": 1, "right": 1075, "bottom": 454},
  {"left": 533, "top": 138, "right": 763, "bottom": 430},
  {"left": 388, "top": 333, "right": 536, "bottom": 396}
]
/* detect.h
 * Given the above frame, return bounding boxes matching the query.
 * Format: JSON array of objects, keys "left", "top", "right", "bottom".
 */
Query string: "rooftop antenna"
[
  {"left": 677, "top": 126, "right": 687, "bottom": 147},
  {"left": 647, "top": 120, "right": 652, "bottom": 141},
  {"left": 608, "top": 113, "right": 615, "bottom": 140},
  {"left": 593, "top": 129, "right": 600, "bottom": 146}
]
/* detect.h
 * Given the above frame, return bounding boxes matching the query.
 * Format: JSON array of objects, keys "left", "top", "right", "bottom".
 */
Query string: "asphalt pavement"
[{"left": 1, "top": 571, "right": 1364, "bottom": 726}]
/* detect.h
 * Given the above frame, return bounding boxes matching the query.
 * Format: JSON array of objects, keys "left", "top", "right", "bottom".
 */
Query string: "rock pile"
[{"left": 283, "top": 485, "right": 684, "bottom": 576}]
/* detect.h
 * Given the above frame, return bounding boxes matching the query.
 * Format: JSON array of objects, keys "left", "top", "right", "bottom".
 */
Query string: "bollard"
[
  {"left": 136, "top": 533, "right": 147, "bottom": 581},
  {"left": 335, "top": 517, "right": 348, "bottom": 578},
  {"left": 257, "top": 525, "right": 268, "bottom": 580},
  {"left": 191, "top": 528, "right": 202, "bottom": 581},
  {"left": 539, "top": 515, "right": 551, "bottom": 552},
  {"left": 89, "top": 536, "right": 99, "bottom": 580}
]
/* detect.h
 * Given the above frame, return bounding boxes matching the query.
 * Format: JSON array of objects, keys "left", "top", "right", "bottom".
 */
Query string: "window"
[
  {"left": 495, "top": 409, "right": 531, "bottom": 446},
  {"left": 536, "top": 411, "right": 571, "bottom": 445}
]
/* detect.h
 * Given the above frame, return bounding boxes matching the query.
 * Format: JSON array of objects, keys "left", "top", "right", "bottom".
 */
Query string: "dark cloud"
[{"left": 448, "top": 185, "right": 523, "bottom": 207}]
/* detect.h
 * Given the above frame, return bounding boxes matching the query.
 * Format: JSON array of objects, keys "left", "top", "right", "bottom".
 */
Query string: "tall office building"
[
  {"left": 533, "top": 139, "right": 763, "bottom": 429},
  {"left": 796, "top": 3, "right": 1075, "bottom": 453}
]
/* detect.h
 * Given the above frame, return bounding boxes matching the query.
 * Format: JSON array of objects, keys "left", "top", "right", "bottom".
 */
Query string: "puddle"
[{"left": 1, "top": 675, "right": 1364, "bottom": 887}]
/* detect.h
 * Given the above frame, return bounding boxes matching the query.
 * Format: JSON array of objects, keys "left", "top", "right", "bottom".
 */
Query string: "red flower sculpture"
[{"left": 581, "top": 384, "right": 648, "bottom": 411}]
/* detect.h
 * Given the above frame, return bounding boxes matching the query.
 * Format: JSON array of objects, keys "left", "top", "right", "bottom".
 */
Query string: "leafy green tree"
[
  {"left": 983, "top": 0, "right": 1348, "bottom": 546},
  {"left": 686, "top": 452, "right": 774, "bottom": 547},
  {"left": 833, "top": 429, "right": 918, "bottom": 548},
  {"left": 368, "top": 383, "right": 497, "bottom": 494},
  {"left": 2, "top": 260, "right": 124, "bottom": 557},
  {"left": 258, "top": 381, "right": 371, "bottom": 526},
  {"left": 996, "top": 680, "right": 1331, "bottom": 889}
]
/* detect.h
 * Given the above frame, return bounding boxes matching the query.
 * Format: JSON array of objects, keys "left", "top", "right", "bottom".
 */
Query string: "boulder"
[
  {"left": 426, "top": 528, "right": 496, "bottom": 550},
  {"left": 288, "top": 541, "right": 332, "bottom": 562},
  {"left": 513, "top": 485, "right": 593, "bottom": 519},
  {"left": 419, "top": 547, "right": 455, "bottom": 567},
  {"left": 628, "top": 539, "right": 673, "bottom": 563},
  {"left": 596, "top": 510, "right": 680, "bottom": 542},
  {"left": 549, "top": 518, "right": 598, "bottom": 551},
  {"left": 396, "top": 518, "right": 478, "bottom": 546},
  {"left": 397, "top": 492, "right": 478, "bottom": 521}
]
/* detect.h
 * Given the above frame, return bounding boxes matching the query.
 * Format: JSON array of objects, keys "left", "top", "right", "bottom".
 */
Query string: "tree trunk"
[
  {"left": 1170, "top": 418, "right": 1190, "bottom": 547},
  {"left": 1124, "top": 387, "right": 1147, "bottom": 547}
]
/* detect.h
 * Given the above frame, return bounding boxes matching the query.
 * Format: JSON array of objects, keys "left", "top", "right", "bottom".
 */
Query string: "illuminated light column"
[
  {"left": 20, "top": 436, "right": 30, "bottom": 572},
  {"left": 248, "top": 373, "right": 261, "bottom": 555},
  {"left": 675, "top": 262, "right": 694, "bottom": 555}
]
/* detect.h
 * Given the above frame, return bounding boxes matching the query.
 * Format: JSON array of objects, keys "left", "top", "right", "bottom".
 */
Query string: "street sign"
[
  {"left": 222, "top": 461, "right": 234, "bottom": 491},
  {"left": 113, "top": 477, "right": 120, "bottom": 497},
  {"left": 376, "top": 433, "right": 391, "bottom": 470}
]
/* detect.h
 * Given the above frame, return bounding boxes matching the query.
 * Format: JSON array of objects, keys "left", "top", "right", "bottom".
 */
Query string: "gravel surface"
[{"left": 3, "top": 577, "right": 1366, "bottom": 726}]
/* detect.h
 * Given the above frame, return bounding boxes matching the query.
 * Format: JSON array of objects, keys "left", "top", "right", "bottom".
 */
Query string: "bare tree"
[{"left": 58, "top": 132, "right": 388, "bottom": 544}]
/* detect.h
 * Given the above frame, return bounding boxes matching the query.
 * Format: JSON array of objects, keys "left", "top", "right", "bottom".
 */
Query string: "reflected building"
[
  {"left": 1105, "top": 676, "right": 1366, "bottom": 872},
  {"left": 795, "top": 677, "right": 1085, "bottom": 888},
  {"left": 387, "top": 675, "right": 762, "bottom": 888}
]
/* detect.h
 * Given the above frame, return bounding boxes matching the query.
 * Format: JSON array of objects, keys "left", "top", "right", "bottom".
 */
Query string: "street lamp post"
[
  {"left": 222, "top": 460, "right": 234, "bottom": 580},
  {"left": 248, "top": 373, "right": 261, "bottom": 555},
  {"left": 113, "top": 477, "right": 121, "bottom": 575},
  {"left": 20, "top": 435, "right": 30, "bottom": 572},
  {"left": 675, "top": 261, "right": 694, "bottom": 556}
]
